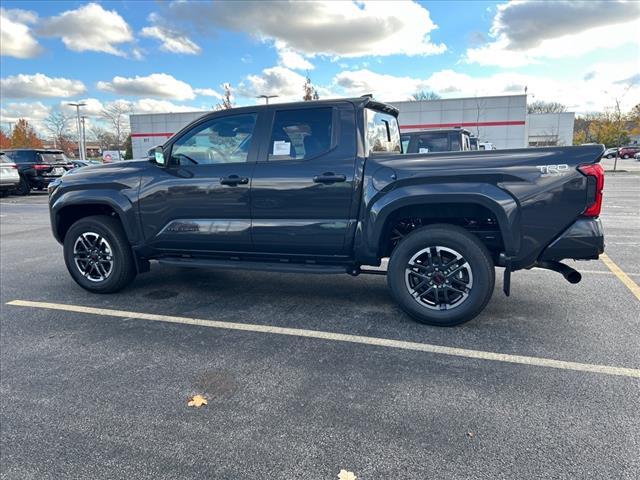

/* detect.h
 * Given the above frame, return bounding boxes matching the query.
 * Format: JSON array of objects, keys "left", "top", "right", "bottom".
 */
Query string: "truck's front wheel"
[
  {"left": 387, "top": 224, "right": 495, "bottom": 326},
  {"left": 63, "top": 215, "right": 137, "bottom": 293}
]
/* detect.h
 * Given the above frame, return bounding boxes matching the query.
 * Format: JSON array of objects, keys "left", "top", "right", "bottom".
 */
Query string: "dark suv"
[{"left": 2, "top": 149, "right": 72, "bottom": 195}]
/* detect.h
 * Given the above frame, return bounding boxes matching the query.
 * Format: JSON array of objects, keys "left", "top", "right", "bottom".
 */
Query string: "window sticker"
[
  {"left": 273, "top": 141, "right": 291, "bottom": 156},
  {"left": 419, "top": 147, "right": 429, "bottom": 153}
]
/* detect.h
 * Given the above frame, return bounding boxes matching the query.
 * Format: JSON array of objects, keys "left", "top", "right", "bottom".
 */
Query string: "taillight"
[
  {"left": 578, "top": 163, "right": 604, "bottom": 217},
  {"left": 34, "top": 164, "right": 50, "bottom": 170}
]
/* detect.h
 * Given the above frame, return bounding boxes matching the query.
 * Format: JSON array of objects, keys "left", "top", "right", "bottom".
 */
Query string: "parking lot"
[{"left": 1, "top": 172, "right": 638, "bottom": 479}]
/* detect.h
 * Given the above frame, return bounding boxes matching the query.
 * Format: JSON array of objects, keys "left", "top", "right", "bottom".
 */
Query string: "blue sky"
[{"left": 1, "top": 1, "right": 638, "bottom": 134}]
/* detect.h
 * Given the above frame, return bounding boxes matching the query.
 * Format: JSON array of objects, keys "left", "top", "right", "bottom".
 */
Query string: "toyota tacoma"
[{"left": 48, "top": 96, "right": 605, "bottom": 326}]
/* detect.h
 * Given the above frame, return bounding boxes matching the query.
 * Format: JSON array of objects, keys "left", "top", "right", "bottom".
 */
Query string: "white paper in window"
[
  {"left": 273, "top": 141, "right": 291, "bottom": 156},
  {"left": 418, "top": 147, "right": 429, "bottom": 153}
]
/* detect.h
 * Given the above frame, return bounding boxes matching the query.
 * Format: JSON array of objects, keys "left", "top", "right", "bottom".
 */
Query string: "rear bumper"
[{"left": 539, "top": 218, "right": 605, "bottom": 261}]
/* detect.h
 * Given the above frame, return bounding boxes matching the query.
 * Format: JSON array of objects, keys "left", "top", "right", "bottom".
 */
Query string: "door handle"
[
  {"left": 220, "top": 175, "right": 249, "bottom": 186},
  {"left": 313, "top": 172, "right": 346, "bottom": 184}
]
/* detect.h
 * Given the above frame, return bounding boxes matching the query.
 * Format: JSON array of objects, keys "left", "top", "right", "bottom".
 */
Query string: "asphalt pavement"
[{"left": 1, "top": 172, "right": 639, "bottom": 479}]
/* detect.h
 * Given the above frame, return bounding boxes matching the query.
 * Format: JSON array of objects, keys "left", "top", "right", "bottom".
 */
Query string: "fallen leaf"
[
  {"left": 338, "top": 470, "right": 357, "bottom": 480},
  {"left": 187, "top": 394, "right": 208, "bottom": 407}
]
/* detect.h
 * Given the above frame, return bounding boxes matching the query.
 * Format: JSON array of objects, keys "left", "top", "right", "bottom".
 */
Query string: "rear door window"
[
  {"left": 269, "top": 108, "right": 333, "bottom": 160},
  {"left": 417, "top": 133, "right": 449, "bottom": 153}
]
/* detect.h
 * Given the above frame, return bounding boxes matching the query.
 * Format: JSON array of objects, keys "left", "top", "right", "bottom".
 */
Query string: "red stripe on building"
[
  {"left": 131, "top": 132, "right": 174, "bottom": 138},
  {"left": 400, "top": 120, "right": 525, "bottom": 130}
]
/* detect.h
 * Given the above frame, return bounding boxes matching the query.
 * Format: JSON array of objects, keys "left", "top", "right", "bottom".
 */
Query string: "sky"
[{"left": 1, "top": 0, "right": 639, "bottom": 136}]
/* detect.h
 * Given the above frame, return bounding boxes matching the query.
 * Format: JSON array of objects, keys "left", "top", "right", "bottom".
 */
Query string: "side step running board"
[{"left": 157, "top": 257, "right": 347, "bottom": 275}]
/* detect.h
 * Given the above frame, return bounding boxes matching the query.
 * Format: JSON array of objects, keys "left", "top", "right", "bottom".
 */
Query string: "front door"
[
  {"left": 250, "top": 104, "right": 358, "bottom": 256},
  {"left": 138, "top": 112, "right": 259, "bottom": 254}
]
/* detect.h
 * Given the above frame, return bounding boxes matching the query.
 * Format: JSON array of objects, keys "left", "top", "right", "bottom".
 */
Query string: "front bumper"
[{"left": 539, "top": 217, "right": 605, "bottom": 261}]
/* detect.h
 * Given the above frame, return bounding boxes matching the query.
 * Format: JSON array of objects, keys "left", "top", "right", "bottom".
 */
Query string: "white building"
[{"left": 130, "top": 94, "right": 575, "bottom": 158}]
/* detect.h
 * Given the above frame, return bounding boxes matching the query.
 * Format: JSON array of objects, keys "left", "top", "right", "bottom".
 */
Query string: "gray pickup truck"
[{"left": 48, "top": 96, "right": 605, "bottom": 326}]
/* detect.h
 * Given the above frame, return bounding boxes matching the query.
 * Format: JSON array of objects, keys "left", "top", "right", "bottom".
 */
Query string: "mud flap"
[{"left": 503, "top": 264, "right": 511, "bottom": 297}]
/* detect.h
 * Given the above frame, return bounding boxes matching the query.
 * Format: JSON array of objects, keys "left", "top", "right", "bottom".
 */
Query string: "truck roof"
[
  {"left": 200, "top": 96, "right": 400, "bottom": 117},
  {"left": 403, "top": 128, "right": 472, "bottom": 136}
]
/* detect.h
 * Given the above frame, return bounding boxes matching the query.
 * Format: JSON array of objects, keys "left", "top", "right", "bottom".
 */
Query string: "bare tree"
[
  {"left": 89, "top": 125, "right": 117, "bottom": 151},
  {"left": 474, "top": 96, "right": 487, "bottom": 139},
  {"left": 101, "top": 103, "right": 131, "bottom": 150},
  {"left": 527, "top": 101, "right": 567, "bottom": 114},
  {"left": 44, "top": 111, "right": 72, "bottom": 149},
  {"left": 411, "top": 90, "right": 441, "bottom": 101},
  {"left": 215, "top": 83, "right": 234, "bottom": 110}
]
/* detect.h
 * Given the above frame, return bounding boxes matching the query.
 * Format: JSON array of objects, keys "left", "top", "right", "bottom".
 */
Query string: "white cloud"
[
  {"left": 466, "top": 1, "right": 640, "bottom": 67},
  {"left": 276, "top": 42, "right": 314, "bottom": 70},
  {"left": 1, "top": 73, "right": 86, "bottom": 99},
  {"left": 237, "top": 66, "right": 308, "bottom": 102},
  {"left": 39, "top": 2, "right": 133, "bottom": 56},
  {"left": 97, "top": 73, "right": 196, "bottom": 101},
  {"left": 194, "top": 88, "right": 222, "bottom": 99},
  {"left": 126, "top": 98, "right": 198, "bottom": 114},
  {"left": 0, "top": 101, "right": 51, "bottom": 135},
  {"left": 332, "top": 66, "right": 640, "bottom": 113},
  {"left": 140, "top": 24, "right": 201, "bottom": 55},
  {"left": 153, "top": 0, "right": 446, "bottom": 58},
  {"left": 0, "top": 8, "right": 42, "bottom": 58},
  {"left": 59, "top": 98, "right": 105, "bottom": 117}
]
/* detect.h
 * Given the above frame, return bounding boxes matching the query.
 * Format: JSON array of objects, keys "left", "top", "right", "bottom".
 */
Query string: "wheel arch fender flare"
[
  {"left": 51, "top": 189, "right": 140, "bottom": 244},
  {"left": 355, "top": 182, "right": 521, "bottom": 262}
]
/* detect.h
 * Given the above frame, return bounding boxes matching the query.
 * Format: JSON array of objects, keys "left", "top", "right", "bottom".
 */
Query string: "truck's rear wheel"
[
  {"left": 387, "top": 224, "right": 494, "bottom": 326},
  {"left": 63, "top": 215, "right": 136, "bottom": 293}
]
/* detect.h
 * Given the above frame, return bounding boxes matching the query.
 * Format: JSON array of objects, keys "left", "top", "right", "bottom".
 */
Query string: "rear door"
[{"left": 250, "top": 103, "right": 358, "bottom": 255}]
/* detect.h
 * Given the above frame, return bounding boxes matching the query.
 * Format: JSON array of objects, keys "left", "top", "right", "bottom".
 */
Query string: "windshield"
[{"left": 40, "top": 152, "right": 69, "bottom": 163}]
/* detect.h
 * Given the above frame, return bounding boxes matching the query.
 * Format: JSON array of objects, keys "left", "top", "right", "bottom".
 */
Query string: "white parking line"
[{"left": 6, "top": 299, "right": 640, "bottom": 379}]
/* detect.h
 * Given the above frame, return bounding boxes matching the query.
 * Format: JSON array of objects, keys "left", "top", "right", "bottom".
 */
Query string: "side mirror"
[{"left": 149, "top": 146, "right": 166, "bottom": 166}]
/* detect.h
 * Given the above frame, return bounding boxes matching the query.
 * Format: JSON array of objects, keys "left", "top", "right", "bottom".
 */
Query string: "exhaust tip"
[{"left": 565, "top": 271, "right": 582, "bottom": 284}]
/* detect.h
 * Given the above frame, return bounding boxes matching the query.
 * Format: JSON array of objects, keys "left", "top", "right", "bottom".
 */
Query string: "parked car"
[
  {"left": 618, "top": 145, "right": 640, "bottom": 159},
  {"left": 0, "top": 153, "right": 21, "bottom": 195},
  {"left": 401, "top": 128, "right": 472, "bottom": 154},
  {"left": 634, "top": 151, "right": 640, "bottom": 160},
  {"left": 2, "top": 149, "right": 73, "bottom": 195},
  {"left": 48, "top": 96, "right": 605, "bottom": 326},
  {"left": 602, "top": 147, "right": 618, "bottom": 159},
  {"left": 69, "top": 160, "right": 91, "bottom": 169}
]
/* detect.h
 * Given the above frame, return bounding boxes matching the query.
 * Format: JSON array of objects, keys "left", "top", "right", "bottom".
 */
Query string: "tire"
[
  {"left": 606, "top": 154, "right": 613, "bottom": 159},
  {"left": 15, "top": 176, "right": 30, "bottom": 195},
  {"left": 387, "top": 224, "right": 495, "bottom": 326},
  {"left": 623, "top": 154, "right": 630, "bottom": 159},
  {"left": 63, "top": 215, "right": 136, "bottom": 293}
]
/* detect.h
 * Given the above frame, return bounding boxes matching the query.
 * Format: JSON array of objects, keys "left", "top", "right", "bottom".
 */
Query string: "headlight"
[{"left": 48, "top": 177, "right": 62, "bottom": 195}]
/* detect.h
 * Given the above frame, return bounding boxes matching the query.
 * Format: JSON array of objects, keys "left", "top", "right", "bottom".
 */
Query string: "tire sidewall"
[
  {"left": 388, "top": 226, "right": 494, "bottom": 326},
  {"left": 63, "top": 217, "right": 133, "bottom": 293}
]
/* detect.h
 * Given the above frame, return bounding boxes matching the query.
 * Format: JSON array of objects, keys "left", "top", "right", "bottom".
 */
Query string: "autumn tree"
[
  {"left": 124, "top": 134, "right": 133, "bottom": 160},
  {"left": 527, "top": 101, "right": 567, "bottom": 114},
  {"left": 215, "top": 83, "right": 234, "bottom": 110},
  {"left": 303, "top": 73, "right": 318, "bottom": 101},
  {"left": 0, "top": 130, "right": 11, "bottom": 149},
  {"left": 10, "top": 119, "right": 43, "bottom": 148},
  {"left": 411, "top": 90, "right": 441, "bottom": 101},
  {"left": 89, "top": 125, "right": 117, "bottom": 151}
]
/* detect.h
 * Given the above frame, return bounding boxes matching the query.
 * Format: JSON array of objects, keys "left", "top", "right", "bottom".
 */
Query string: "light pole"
[
  {"left": 81, "top": 116, "right": 87, "bottom": 159},
  {"left": 67, "top": 102, "right": 86, "bottom": 160},
  {"left": 256, "top": 95, "right": 278, "bottom": 105}
]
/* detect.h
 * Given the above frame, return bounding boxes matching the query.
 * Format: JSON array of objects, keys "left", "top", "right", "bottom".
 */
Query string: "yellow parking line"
[
  {"left": 6, "top": 299, "right": 640, "bottom": 379},
  {"left": 600, "top": 253, "right": 640, "bottom": 301}
]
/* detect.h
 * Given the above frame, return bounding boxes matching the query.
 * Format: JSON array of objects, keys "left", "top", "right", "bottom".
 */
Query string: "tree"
[
  {"left": 124, "top": 134, "right": 132, "bottom": 160},
  {"left": 411, "top": 90, "right": 441, "bottom": 101},
  {"left": 215, "top": 83, "right": 234, "bottom": 110},
  {"left": 89, "top": 125, "right": 117, "bottom": 151},
  {"left": 10, "top": 119, "right": 43, "bottom": 148},
  {"left": 44, "top": 111, "right": 74, "bottom": 154},
  {"left": 303, "top": 73, "right": 318, "bottom": 101},
  {"left": 0, "top": 130, "right": 11, "bottom": 149},
  {"left": 101, "top": 103, "right": 131, "bottom": 150},
  {"left": 527, "top": 101, "right": 567, "bottom": 114}
]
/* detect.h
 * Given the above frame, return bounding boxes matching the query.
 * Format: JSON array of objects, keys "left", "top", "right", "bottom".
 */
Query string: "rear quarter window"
[{"left": 365, "top": 109, "right": 401, "bottom": 155}]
